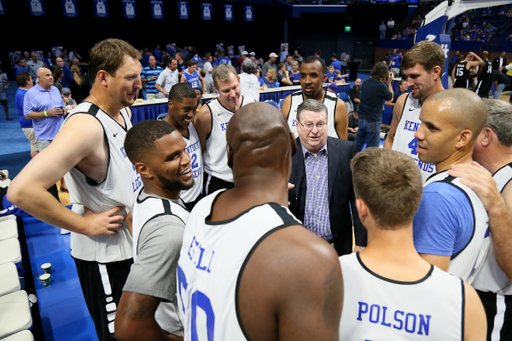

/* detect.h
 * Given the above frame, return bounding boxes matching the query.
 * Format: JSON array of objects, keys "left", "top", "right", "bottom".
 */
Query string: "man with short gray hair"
[
  {"left": 262, "top": 52, "right": 278, "bottom": 79},
  {"left": 288, "top": 99, "right": 365, "bottom": 255},
  {"left": 449, "top": 99, "right": 512, "bottom": 340}
]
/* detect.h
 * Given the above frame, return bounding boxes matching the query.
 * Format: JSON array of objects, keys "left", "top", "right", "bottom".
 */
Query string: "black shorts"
[
  {"left": 477, "top": 290, "right": 512, "bottom": 341},
  {"left": 73, "top": 257, "right": 133, "bottom": 341},
  {"left": 475, "top": 80, "right": 493, "bottom": 98}
]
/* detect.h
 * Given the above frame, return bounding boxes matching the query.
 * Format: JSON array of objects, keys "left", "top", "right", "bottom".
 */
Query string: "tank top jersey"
[
  {"left": 132, "top": 188, "right": 189, "bottom": 335},
  {"left": 339, "top": 253, "right": 464, "bottom": 340},
  {"left": 176, "top": 190, "right": 302, "bottom": 340},
  {"left": 203, "top": 95, "right": 256, "bottom": 183},
  {"left": 478, "top": 60, "right": 493, "bottom": 81},
  {"left": 454, "top": 61, "right": 471, "bottom": 89},
  {"left": 472, "top": 163, "right": 512, "bottom": 295},
  {"left": 62, "top": 102, "right": 139, "bottom": 262},
  {"left": 287, "top": 90, "right": 338, "bottom": 138},
  {"left": 425, "top": 171, "right": 490, "bottom": 284},
  {"left": 184, "top": 70, "right": 200, "bottom": 89},
  {"left": 391, "top": 93, "right": 436, "bottom": 183}
]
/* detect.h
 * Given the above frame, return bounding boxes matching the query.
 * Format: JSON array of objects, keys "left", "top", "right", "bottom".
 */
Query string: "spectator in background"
[
  {"left": 52, "top": 69, "right": 64, "bottom": 92},
  {"left": 155, "top": 58, "right": 179, "bottom": 98},
  {"left": 239, "top": 59, "right": 260, "bottom": 101},
  {"left": 462, "top": 17, "right": 470, "bottom": 28},
  {"left": 340, "top": 50, "right": 350, "bottom": 75},
  {"left": 55, "top": 57, "right": 73, "bottom": 88},
  {"left": 355, "top": 62, "right": 393, "bottom": 152},
  {"left": 331, "top": 53, "right": 342, "bottom": 73},
  {"left": 69, "top": 65, "right": 91, "bottom": 104},
  {"left": 23, "top": 51, "right": 31, "bottom": 63},
  {"left": 387, "top": 17, "right": 395, "bottom": 36},
  {"left": 262, "top": 53, "right": 278, "bottom": 78},
  {"left": 285, "top": 54, "right": 294, "bottom": 73},
  {"left": 293, "top": 50, "right": 303, "bottom": 62},
  {"left": 0, "top": 68, "right": 12, "bottom": 120},
  {"left": 389, "top": 48, "right": 402, "bottom": 76},
  {"left": 16, "top": 59, "right": 28, "bottom": 75},
  {"left": 199, "top": 68, "right": 214, "bottom": 94},
  {"left": 153, "top": 44, "right": 162, "bottom": 62},
  {"left": 61, "top": 88, "right": 77, "bottom": 111},
  {"left": 493, "top": 51, "right": 507, "bottom": 71},
  {"left": 379, "top": 21, "right": 386, "bottom": 39},
  {"left": 69, "top": 49, "right": 81, "bottom": 63},
  {"left": 15, "top": 72, "right": 38, "bottom": 158},
  {"left": 349, "top": 78, "right": 361, "bottom": 115},
  {"left": 181, "top": 60, "right": 206, "bottom": 92},
  {"left": 277, "top": 63, "right": 293, "bottom": 87},
  {"left": 279, "top": 44, "right": 289, "bottom": 63},
  {"left": 27, "top": 52, "right": 45, "bottom": 83},
  {"left": 44, "top": 51, "right": 53, "bottom": 69},
  {"left": 451, "top": 51, "right": 460, "bottom": 63},
  {"left": 493, "top": 69, "right": 510, "bottom": 99},
  {"left": 203, "top": 54, "right": 214, "bottom": 81},
  {"left": 255, "top": 69, "right": 267, "bottom": 90},
  {"left": 290, "top": 60, "right": 301, "bottom": 85},
  {"left": 385, "top": 79, "right": 408, "bottom": 108},
  {"left": 482, "top": 7, "right": 492, "bottom": 17},
  {"left": 141, "top": 48, "right": 151, "bottom": 68},
  {"left": 236, "top": 51, "right": 249, "bottom": 73},
  {"left": 142, "top": 55, "right": 163, "bottom": 98},
  {"left": 263, "top": 68, "right": 278, "bottom": 88}
]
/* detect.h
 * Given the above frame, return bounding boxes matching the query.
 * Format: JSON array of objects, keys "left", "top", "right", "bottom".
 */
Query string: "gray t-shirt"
[
  {"left": 0, "top": 74, "right": 7, "bottom": 93},
  {"left": 123, "top": 192, "right": 185, "bottom": 302}
]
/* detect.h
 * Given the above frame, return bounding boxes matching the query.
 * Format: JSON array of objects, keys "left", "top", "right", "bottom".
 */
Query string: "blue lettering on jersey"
[
  {"left": 412, "top": 157, "right": 435, "bottom": 174},
  {"left": 120, "top": 146, "right": 127, "bottom": 158},
  {"left": 221, "top": 122, "right": 229, "bottom": 131},
  {"left": 404, "top": 120, "right": 420, "bottom": 133},
  {"left": 186, "top": 140, "right": 201, "bottom": 155},
  {"left": 357, "top": 301, "right": 431, "bottom": 336},
  {"left": 187, "top": 236, "right": 215, "bottom": 273},
  {"left": 132, "top": 174, "right": 142, "bottom": 192},
  {"left": 484, "top": 226, "right": 491, "bottom": 238}
]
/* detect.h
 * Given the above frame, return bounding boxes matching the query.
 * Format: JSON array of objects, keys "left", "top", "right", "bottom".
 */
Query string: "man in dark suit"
[
  {"left": 288, "top": 99, "right": 366, "bottom": 256},
  {"left": 493, "top": 51, "right": 507, "bottom": 71}
]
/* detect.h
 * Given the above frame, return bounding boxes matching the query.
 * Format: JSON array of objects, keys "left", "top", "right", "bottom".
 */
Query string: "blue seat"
[
  {"left": 265, "top": 100, "right": 279, "bottom": 108},
  {"left": 278, "top": 98, "right": 284, "bottom": 109},
  {"left": 337, "top": 92, "right": 349, "bottom": 101}
]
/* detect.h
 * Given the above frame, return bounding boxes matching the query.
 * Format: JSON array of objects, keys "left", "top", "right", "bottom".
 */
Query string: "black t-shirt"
[
  {"left": 359, "top": 78, "right": 392, "bottom": 122},
  {"left": 348, "top": 86, "right": 360, "bottom": 111},
  {"left": 493, "top": 70, "right": 510, "bottom": 85}
]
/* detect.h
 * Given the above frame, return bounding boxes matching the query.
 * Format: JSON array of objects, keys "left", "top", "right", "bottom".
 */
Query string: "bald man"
[
  {"left": 177, "top": 102, "right": 343, "bottom": 340},
  {"left": 412, "top": 88, "right": 490, "bottom": 284}
]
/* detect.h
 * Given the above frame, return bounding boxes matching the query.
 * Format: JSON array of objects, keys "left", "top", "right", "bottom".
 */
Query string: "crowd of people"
[{"left": 2, "top": 19, "right": 512, "bottom": 340}]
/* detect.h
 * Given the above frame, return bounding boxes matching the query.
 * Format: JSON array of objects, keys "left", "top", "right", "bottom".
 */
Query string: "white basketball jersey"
[
  {"left": 63, "top": 102, "right": 139, "bottom": 262},
  {"left": 339, "top": 253, "right": 464, "bottom": 340},
  {"left": 472, "top": 163, "right": 512, "bottom": 295},
  {"left": 425, "top": 171, "right": 490, "bottom": 283},
  {"left": 177, "top": 190, "right": 302, "bottom": 340},
  {"left": 132, "top": 188, "right": 189, "bottom": 336},
  {"left": 392, "top": 93, "right": 436, "bottom": 183},
  {"left": 287, "top": 90, "right": 338, "bottom": 138},
  {"left": 181, "top": 123, "right": 203, "bottom": 204},
  {"left": 203, "top": 96, "right": 256, "bottom": 183}
]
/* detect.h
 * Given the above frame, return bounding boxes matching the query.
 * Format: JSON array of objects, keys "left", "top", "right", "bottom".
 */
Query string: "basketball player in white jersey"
[
  {"left": 115, "top": 120, "right": 192, "bottom": 341},
  {"left": 384, "top": 40, "right": 445, "bottom": 182},
  {"left": 281, "top": 56, "right": 348, "bottom": 139},
  {"left": 193, "top": 64, "right": 256, "bottom": 194},
  {"left": 413, "top": 89, "right": 490, "bottom": 284},
  {"left": 161, "top": 83, "right": 203, "bottom": 210},
  {"left": 8, "top": 39, "right": 143, "bottom": 341},
  {"left": 177, "top": 102, "right": 343, "bottom": 340},
  {"left": 339, "top": 147, "right": 486, "bottom": 340},
  {"left": 449, "top": 99, "right": 512, "bottom": 340}
]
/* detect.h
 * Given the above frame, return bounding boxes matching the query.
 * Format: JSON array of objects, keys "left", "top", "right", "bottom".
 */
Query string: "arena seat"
[
  {"left": 0, "top": 263, "right": 20, "bottom": 297},
  {"left": 0, "top": 238, "right": 21, "bottom": 265},
  {"left": 0, "top": 290, "right": 32, "bottom": 339},
  {"left": 0, "top": 219, "right": 18, "bottom": 242},
  {"left": 0, "top": 330, "right": 34, "bottom": 341}
]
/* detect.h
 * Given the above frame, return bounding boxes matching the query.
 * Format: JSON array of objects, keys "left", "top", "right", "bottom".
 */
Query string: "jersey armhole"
[
  {"left": 206, "top": 104, "right": 213, "bottom": 141},
  {"left": 393, "top": 94, "right": 409, "bottom": 139}
]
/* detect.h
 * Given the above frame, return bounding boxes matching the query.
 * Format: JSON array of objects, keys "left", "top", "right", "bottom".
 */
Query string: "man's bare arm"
[
  {"left": 155, "top": 83, "right": 167, "bottom": 97},
  {"left": 25, "top": 107, "right": 65, "bottom": 120},
  {"left": 7, "top": 114, "right": 124, "bottom": 236},
  {"left": 335, "top": 99, "right": 348, "bottom": 140},
  {"left": 115, "top": 292, "right": 182, "bottom": 341},
  {"left": 449, "top": 162, "right": 512, "bottom": 281},
  {"left": 383, "top": 93, "right": 407, "bottom": 149},
  {"left": 280, "top": 95, "right": 292, "bottom": 120},
  {"left": 192, "top": 104, "right": 212, "bottom": 153}
]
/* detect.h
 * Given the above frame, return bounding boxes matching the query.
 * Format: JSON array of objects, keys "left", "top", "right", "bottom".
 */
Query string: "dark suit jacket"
[
  {"left": 288, "top": 137, "right": 366, "bottom": 256},
  {"left": 493, "top": 57, "right": 507, "bottom": 71}
]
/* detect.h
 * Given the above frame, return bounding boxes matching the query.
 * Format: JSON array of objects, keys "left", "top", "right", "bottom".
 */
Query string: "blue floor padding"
[{"left": 22, "top": 216, "right": 98, "bottom": 341}]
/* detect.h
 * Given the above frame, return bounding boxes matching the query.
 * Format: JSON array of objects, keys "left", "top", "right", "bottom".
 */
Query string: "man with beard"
[
  {"left": 116, "top": 120, "right": 192, "bottom": 341},
  {"left": 155, "top": 57, "right": 179, "bottom": 98},
  {"left": 9, "top": 39, "right": 143, "bottom": 341},
  {"left": 384, "top": 41, "right": 445, "bottom": 182},
  {"left": 281, "top": 56, "right": 348, "bottom": 139},
  {"left": 348, "top": 78, "right": 361, "bottom": 114}
]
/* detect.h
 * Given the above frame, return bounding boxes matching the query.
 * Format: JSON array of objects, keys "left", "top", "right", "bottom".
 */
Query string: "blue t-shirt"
[
  {"left": 389, "top": 53, "right": 402, "bottom": 68},
  {"left": 61, "top": 66, "right": 73, "bottom": 88},
  {"left": 153, "top": 49, "right": 162, "bottom": 61},
  {"left": 15, "top": 88, "right": 32, "bottom": 129},
  {"left": 413, "top": 181, "right": 474, "bottom": 257},
  {"left": 142, "top": 54, "right": 150, "bottom": 68},
  {"left": 326, "top": 71, "right": 336, "bottom": 82},
  {"left": 258, "top": 77, "right": 265, "bottom": 87},
  {"left": 16, "top": 67, "right": 28, "bottom": 75},
  {"left": 331, "top": 60, "right": 342, "bottom": 71},
  {"left": 142, "top": 66, "right": 163, "bottom": 94},
  {"left": 263, "top": 78, "right": 278, "bottom": 88},
  {"left": 290, "top": 72, "right": 300, "bottom": 84}
]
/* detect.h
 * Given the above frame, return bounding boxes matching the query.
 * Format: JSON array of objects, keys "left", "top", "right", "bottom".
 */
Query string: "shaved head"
[
  {"left": 37, "top": 67, "right": 50, "bottom": 78},
  {"left": 427, "top": 88, "right": 487, "bottom": 141},
  {"left": 226, "top": 102, "right": 297, "bottom": 179}
]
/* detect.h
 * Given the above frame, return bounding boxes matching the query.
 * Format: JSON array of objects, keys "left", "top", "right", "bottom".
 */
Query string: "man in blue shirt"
[
  {"left": 15, "top": 72, "right": 38, "bottom": 158},
  {"left": 389, "top": 48, "right": 402, "bottom": 76},
  {"left": 412, "top": 88, "right": 489, "bottom": 283},
  {"left": 330, "top": 53, "right": 342, "bottom": 74},
  {"left": 55, "top": 57, "right": 73, "bottom": 88},
  {"left": 16, "top": 59, "right": 28, "bottom": 75},
  {"left": 141, "top": 55, "right": 163, "bottom": 99}
]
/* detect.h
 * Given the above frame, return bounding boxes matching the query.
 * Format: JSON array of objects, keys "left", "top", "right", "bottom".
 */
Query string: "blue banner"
[
  {"left": 202, "top": 3, "right": 212, "bottom": 20},
  {"left": 93, "top": 0, "right": 108, "bottom": 17},
  {"left": 224, "top": 4, "right": 233, "bottom": 21},
  {"left": 27, "top": 0, "right": 45, "bottom": 16},
  {"left": 61, "top": 0, "right": 78, "bottom": 17},
  {"left": 0, "top": 0, "right": 6, "bottom": 15},
  {"left": 244, "top": 5, "right": 253, "bottom": 22},
  {"left": 178, "top": 1, "right": 189, "bottom": 19},
  {"left": 151, "top": 1, "right": 163, "bottom": 19},
  {"left": 123, "top": 0, "right": 136, "bottom": 19}
]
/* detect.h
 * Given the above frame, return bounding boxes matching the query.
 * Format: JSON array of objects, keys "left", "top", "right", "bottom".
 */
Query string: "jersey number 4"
[
  {"left": 178, "top": 265, "right": 215, "bottom": 341},
  {"left": 408, "top": 137, "right": 418, "bottom": 155}
]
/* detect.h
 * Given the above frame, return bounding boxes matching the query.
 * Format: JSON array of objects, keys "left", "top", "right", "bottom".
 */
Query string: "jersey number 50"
[{"left": 178, "top": 265, "right": 215, "bottom": 341}]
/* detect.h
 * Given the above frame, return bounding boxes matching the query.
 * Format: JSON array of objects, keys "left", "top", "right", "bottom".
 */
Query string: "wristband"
[
  {"left": 147, "top": 78, "right": 151, "bottom": 82},
  {"left": 44, "top": 111, "right": 48, "bottom": 117}
]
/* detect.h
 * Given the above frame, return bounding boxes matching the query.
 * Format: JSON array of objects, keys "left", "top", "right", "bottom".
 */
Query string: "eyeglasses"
[{"left": 297, "top": 120, "right": 326, "bottom": 130}]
